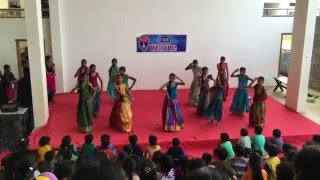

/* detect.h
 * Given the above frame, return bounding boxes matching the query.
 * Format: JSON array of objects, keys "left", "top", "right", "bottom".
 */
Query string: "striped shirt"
[{"left": 231, "top": 157, "right": 248, "bottom": 180}]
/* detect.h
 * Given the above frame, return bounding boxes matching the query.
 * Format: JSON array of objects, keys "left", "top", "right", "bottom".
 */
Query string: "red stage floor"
[{"left": 28, "top": 89, "right": 320, "bottom": 158}]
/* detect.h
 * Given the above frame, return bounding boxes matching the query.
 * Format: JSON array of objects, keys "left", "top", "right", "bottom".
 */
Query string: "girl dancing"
[
  {"left": 248, "top": 76, "right": 267, "bottom": 127},
  {"left": 109, "top": 74, "right": 133, "bottom": 133},
  {"left": 217, "top": 56, "right": 229, "bottom": 101},
  {"left": 206, "top": 75, "right": 224, "bottom": 125},
  {"left": 119, "top": 66, "right": 137, "bottom": 90},
  {"left": 230, "top": 67, "right": 253, "bottom": 115},
  {"left": 89, "top": 64, "right": 103, "bottom": 118},
  {"left": 74, "top": 59, "right": 89, "bottom": 81},
  {"left": 197, "top": 67, "right": 214, "bottom": 116},
  {"left": 160, "top": 73, "right": 185, "bottom": 132},
  {"left": 185, "top": 60, "right": 202, "bottom": 107},
  {"left": 71, "top": 73, "right": 96, "bottom": 133},
  {"left": 107, "top": 58, "right": 119, "bottom": 102}
]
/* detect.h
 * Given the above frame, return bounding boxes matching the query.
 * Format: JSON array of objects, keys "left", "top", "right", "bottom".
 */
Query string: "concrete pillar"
[
  {"left": 285, "top": 0, "right": 319, "bottom": 112},
  {"left": 24, "top": 0, "right": 49, "bottom": 127},
  {"left": 49, "top": 0, "right": 65, "bottom": 93}
]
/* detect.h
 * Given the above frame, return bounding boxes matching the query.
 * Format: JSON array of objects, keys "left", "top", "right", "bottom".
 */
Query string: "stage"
[{"left": 28, "top": 89, "right": 320, "bottom": 158}]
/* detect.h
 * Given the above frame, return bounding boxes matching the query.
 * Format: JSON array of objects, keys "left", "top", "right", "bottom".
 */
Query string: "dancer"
[
  {"left": 109, "top": 74, "right": 133, "bottom": 133},
  {"left": 217, "top": 56, "right": 229, "bottom": 101},
  {"left": 197, "top": 67, "right": 214, "bottom": 116},
  {"left": 89, "top": 64, "right": 103, "bottom": 118},
  {"left": 71, "top": 73, "right": 96, "bottom": 133},
  {"left": 45, "top": 55, "right": 56, "bottom": 103},
  {"left": 185, "top": 60, "right": 202, "bottom": 107},
  {"left": 1, "top": 65, "right": 16, "bottom": 104},
  {"left": 205, "top": 75, "right": 223, "bottom": 125},
  {"left": 248, "top": 76, "right": 267, "bottom": 127},
  {"left": 119, "top": 66, "right": 137, "bottom": 90},
  {"left": 230, "top": 67, "right": 253, "bottom": 115},
  {"left": 107, "top": 58, "right": 119, "bottom": 101},
  {"left": 74, "top": 59, "right": 89, "bottom": 81},
  {"left": 160, "top": 73, "right": 185, "bottom": 132}
]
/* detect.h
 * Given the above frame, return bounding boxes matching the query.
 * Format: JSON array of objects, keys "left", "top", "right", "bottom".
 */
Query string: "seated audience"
[
  {"left": 97, "top": 134, "right": 117, "bottom": 159},
  {"left": 303, "top": 134, "right": 320, "bottom": 147},
  {"left": 167, "top": 138, "right": 185, "bottom": 161},
  {"left": 145, "top": 135, "right": 161, "bottom": 159},
  {"left": 57, "top": 135, "right": 78, "bottom": 162},
  {"left": 216, "top": 133, "right": 235, "bottom": 160},
  {"left": 138, "top": 159, "right": 157, "bottom": 180},
  {"left": 269, "top": 129, "right": 284, "bottom": 152},
  {"left": 38, "top": 136, "right": 53, "bottom": 163},
  {"left": 175, "top": 155, "right": 189, "bottom": 180},
  {"left": 80, "top": 134, "right": 96, "bottom": 160},
  {"left": 187, "top": 158, "right": 206, "bottom": 173},
  {"left": 38, "top": 150, "right": 56, "bottom": 173},
  {"left": 237, "top": 128, "right": 251, "bottom": 149},
  {"left": 294, "top": 145, "right": 320, "bottom": 180},
  {"left": 157, "top": 154, "right": 175, "bottom": 180},
  {"left": 265, "top": 143, "right": 281, "bottom": 180},
  {"left": 276, "top": 161, "right": 294, "bottom": 180},
  {"left": 242, "top": 152, "right": 268, "bottom": 180},
  {"left": 251, "top": 126, "right": 266, "bottom": 156},
  {"left": 202, "top": 153, "right": 212, "bottom": 166},
  {"left": 231, "top": 144, "right": 248, "bottom": 180},
  {"left": 212, "top": 148, "right": 236, "bottom": 179},
  {"left": 123, "top": 135, "right": 143, "bottom": 158},
  {"left": 122, "top": 157, "right": 139, "bottom": 180},
  {"left": 54, "top": 159, "right": 75, "bottom": 180}
]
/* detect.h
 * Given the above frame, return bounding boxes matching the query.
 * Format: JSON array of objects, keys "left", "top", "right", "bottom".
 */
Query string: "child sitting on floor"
[
  {"left": 269, "top": 129, "right": 284, "bottom": 152},
  {"left": 167, "top": 137, "right": 185, "bottom": 161},
  {"left": 215, "top": 133, "right": 235, "bottom": 160},
  {"left": 265, "top": 143, "right": 281, "bottom": 180},
  {"left": 80, "top": 134, "right": 96, "bottom": 160},
  {"left": 38, "top": 150, "right": 56, "bottom": 173},
  {"left": 37, "top": 136, "right": 53, "bottom": 163},
  {"left": 251, "top": 126, "right": 266, "bottom": 157},
  {"left": 97, "top": 134, "right": 117, "bottom": 159},
  {"left": 237, "top": 128, "right": 251, "bottom": 149},
  {"left": 123, "top": 135, "right": 143, "bottom": 158},
  {"left": 145, "top": 135, "right": 161, "bottom": 160}
]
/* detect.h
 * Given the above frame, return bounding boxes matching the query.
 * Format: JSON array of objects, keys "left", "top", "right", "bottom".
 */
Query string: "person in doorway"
[
  {"left": 74, "top": 59, "right": 89, "bottom": 82},
  {"left": 89, "top": 64, "right": 103, "bottom": 118},
  {"left": 217, "top": 56, "right": 229, "bottom": 101},
  {"left": 109, "top": 74, "right": 133, "bottom": 133},
  {"left": 229, "top": 67, "right": 253, "bottom": 115},
  {"left": 71, "top": 73, "right": 96, "bottom": 133},
  {"left": 1, "top": 64, "right": 17, "bottom": 104},
  {"left": 197, "top": 67, "right": 214, "bottom": 116},
  {"left": 205, "top": 75, "right": 224, "bottom": 125},
  {"left": 118, "top": 66, "right": 137, "bottom": 90},
  {"left": 248, "top": 76, "right": 267, "bottom": 127},
  {"left": 107, "top": 58, "right": 119, "bottom": 102},
  {"left": 160, "top": 73, "right": 185, "bottom": 132},
  {"left": 185, "top": 59, "right": 202, "bottom": 107},
  {"left": 45, "top": 55, "right": 56, "bottom": 103}
]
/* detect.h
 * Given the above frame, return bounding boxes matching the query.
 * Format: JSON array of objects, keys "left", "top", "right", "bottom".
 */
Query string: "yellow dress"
[
  {"left": 37, "top": 144, "right": 52, "bottom": 162},
  {"left": 109, "top": 83, "right": 132, "bottom": 132}
]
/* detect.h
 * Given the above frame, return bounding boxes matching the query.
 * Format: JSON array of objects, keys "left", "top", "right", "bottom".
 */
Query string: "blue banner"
[{"left": 137, "top": 34, "right": 187, "bottom": 52}]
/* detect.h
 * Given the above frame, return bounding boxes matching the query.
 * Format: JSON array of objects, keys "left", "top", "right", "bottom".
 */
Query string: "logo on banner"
[{"left": 138, "top": 35, "right": 150, "bottom": 52}]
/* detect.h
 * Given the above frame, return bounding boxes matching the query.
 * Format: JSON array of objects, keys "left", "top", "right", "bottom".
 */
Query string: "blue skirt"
[
  {"left": 206, "top": 97, "right": 223, "bottom": 121},
  {"left": 230, "top": 88, "right": 249, "bottom": 114},
  {"left": 162, "top": 97, "right": 184, "bottom": 131}
]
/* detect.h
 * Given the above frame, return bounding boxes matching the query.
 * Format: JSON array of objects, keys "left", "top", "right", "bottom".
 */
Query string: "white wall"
[
  {"left": 0, "top": 18, "right": 52, "bottom": 78},
  {"left": 57, "top": 0, "right": 293, "bottom": 90}
]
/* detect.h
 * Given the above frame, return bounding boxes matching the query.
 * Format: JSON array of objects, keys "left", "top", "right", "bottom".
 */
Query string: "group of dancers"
[
  {"left": 184, "top": 57, "right": 268, "bottom": 128},
  {"left": 45, "top": 56, "right": 267, "bottom": 134}
]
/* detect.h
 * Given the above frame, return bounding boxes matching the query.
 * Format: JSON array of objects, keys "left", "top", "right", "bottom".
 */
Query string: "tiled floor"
[{"left": 268, "top": 87, "right": 320, "bottom": 124}]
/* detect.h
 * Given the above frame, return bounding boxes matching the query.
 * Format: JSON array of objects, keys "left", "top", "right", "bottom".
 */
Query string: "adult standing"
[
  {"left": 185, "top": 60, "right": 202, "bottom": 107},
  {"left": 217, "top": 56, "right": 229, "bottom": 101}
]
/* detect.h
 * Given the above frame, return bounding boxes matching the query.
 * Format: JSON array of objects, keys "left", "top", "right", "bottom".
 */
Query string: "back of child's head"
[
  {"left": 61, "top": 135, "right": 71, "bottom": 148},
  {"left": 129, "top": 135, "right": 138, "bottom": 146},
  {"left": 273, "top": 129, "right": 282, "bottom": 138},
  {"left": 158, "top": 154, "right": 174, "bottom": 173},
  {"left": 39, "top": 136, "right": 50, "bottom": 147},
  {"left": 85, "top": 134, "right": 94, "bottom": 144},
  {"left": 267, "top": 143, "right": 280, "bottom": 157},
  {"left": 54, "top": 160, "right": 75, "bottom": 180},
  {"left": 3, "top": 64, "right": 10, "bottom": 70},
  {"left": 254, "top": 125, "right": 263, "bottom": 135},
  {"left": 283, "top": 143, "right": 297, "bottom": 154},
  {"left": 245, "top": 148, "right": 252, "bottom": 159},
  {"left": 18, "top": 138, "right": 30, "bottom": 150},
  {"left": 220, "top": 133, "right": 230, "bottom": 143},
  {"left": 151, "top": 151, "right": 162, "bottom": 164},
  {"left": 252, "top": 149, "right": 263, "bottom": 157},
  {"left": 287, "top": 149, "right": 298, "bottom": 162},
  {"left": 234, "top": 144, "right": 245, "bottom": 157},
  {"left": 276, "top": 161, "right": 294, "bottom": 180},
  {"left": 101, "top": 134, "right": 111, "bottom": 148},
  {"left": 172, "top": 137, "right": 180, "bottom": 147},
  {"left": 201, "top": 153, "right": 212, "bottom": 166},
  {"left": 240, "top": 128, "right": 248, "bottom": 137},
  {"left": 188, "top": 158, "right": 206, "bottom": 173},
  {"left": 149, "top": 135, "right": 157, "bottom": 146},
  {"left": 44, "top": 150, "right": 55, "bottom": 162},
  {"left": 217, "top": 148, "right": 229, "bottom": 161},
  {"left": 313, "top": 134, "right": 320, "bottom": 143}
]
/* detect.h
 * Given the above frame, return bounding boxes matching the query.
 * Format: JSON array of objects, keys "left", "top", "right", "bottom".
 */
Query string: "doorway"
[
  {"left": 278, "top": 33, "right": 292, "bottom": 77},
  {"left": 15, "top": 39, "right": 28, "bottom": 78}
]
